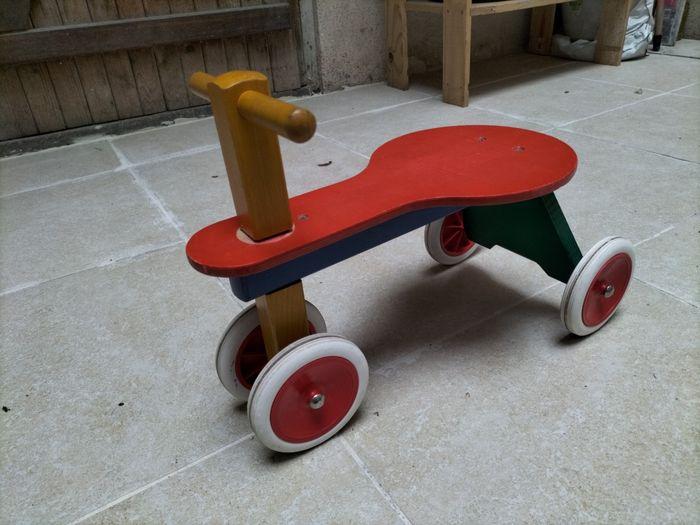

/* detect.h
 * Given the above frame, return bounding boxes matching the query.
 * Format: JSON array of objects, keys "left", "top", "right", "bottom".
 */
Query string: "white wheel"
[
  {"left": 216, "top": 302, "right": 326, "bottom": 401},
  {"left": 561, "top": 236, "right": 634, "bottom": 336},
  {"left": 248, "top": 334, "right": 368, "bottom": 453},
  {"left": 424, "top": 211, "right": 478, "bottom": 265}
]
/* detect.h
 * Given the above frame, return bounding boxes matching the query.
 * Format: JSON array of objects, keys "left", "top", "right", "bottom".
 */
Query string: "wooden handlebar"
[
  {"left": 237, "top": 91, "right": 316, "bottom": 144},
  {"left": 188, "top": 71, "right": 315, "bottom": 143}
]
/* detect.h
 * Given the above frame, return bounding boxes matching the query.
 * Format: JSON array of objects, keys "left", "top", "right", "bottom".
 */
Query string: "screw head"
[
  {"left": 603, "top": 283, "right": 615, "bottom": 298},
  {"left": 309, "top": 392, "right": 325, "bottom": 410}
]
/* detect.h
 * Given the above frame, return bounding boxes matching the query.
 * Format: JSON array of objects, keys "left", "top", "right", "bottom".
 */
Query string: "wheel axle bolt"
[
  {"left": 603, "top": 283, "right": 615, "bottom": 298},
  {"left": 309, "top": 392, "right": 325, "bottom": 410}
]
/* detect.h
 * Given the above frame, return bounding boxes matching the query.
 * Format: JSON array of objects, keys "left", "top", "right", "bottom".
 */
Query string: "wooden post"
[
  {"left": 442, "top": 0, "right": 471, "bottom": 107},
  {"left": 188, "top": 70, "right": 312, "bottom": 356},
  {"left": 386, "top": 0, "right": 409, "bottom": 90},
  {"left": 594, "top": 0, "right": 632, "bottom": 66},
  {"left": 528, "top": 5, "right": 556, "bottom": 55}
]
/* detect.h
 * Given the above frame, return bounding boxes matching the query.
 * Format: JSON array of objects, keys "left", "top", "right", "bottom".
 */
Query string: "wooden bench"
[{"left": 387, "top": 0, "right": 632, "bottom": 106}]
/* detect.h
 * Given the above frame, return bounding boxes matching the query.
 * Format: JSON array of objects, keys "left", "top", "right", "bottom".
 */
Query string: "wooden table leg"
[
  {"left": 594, "top": 0, "right": 632, "bottom": 66},
  {"left": 443, "top": 0, "right": 471, "bottom": 107},
  {"left": 528, "top": 5, "right": 557, "bottom": 56},
  {"left": 386, "top": 0, "right": 409, "bottom": 90}
]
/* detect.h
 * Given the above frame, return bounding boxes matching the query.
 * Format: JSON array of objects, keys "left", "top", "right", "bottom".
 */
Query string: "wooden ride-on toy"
[{"left": 186, "top": 70, "right": 635, "bottom": 453}]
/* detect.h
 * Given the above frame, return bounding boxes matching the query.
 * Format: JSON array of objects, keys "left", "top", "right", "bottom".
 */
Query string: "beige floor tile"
[
  {"left": 563, "top": 93, "right": 700, "bottom": 162},
  {"left": 0, "top": 247, "right": 246, "bottom": 524},
  {"left": 111, "top": 119, "right": 219, "bottom": 164},
  {"left": 82, "top": 438, "right": 405, "bottom": 525},
  {"left": 563, "top": 53, "right": 700, "bottom": 92},
  {"left": 345, "top": 282, "right": 699, "bottom": 523},
  {"left": 0, "top": 172, "right": 182, "bottom": 292},
  {"left": 294, "top": 83, "right": 434, "bottom": 123},
  {"left": 470, "top": 68, "right": 661, "bottom": 127},
  {"left": 672, "top": 82, "right": 700, "bottom": 98},
  {"left": 319, "top": 97, "right": 547, "bottom": 157},
  {"left": 0, "top": 140, "right": 120, "bottom": 197},
  {"left": 552, "top": 130, "right": 700, "bottom": 249},
  {"left": 634, "top": 216, "right": 700, "bottom": 306},
  {"left": 656, "top": 39, "right": 700, "bottom": 59}
]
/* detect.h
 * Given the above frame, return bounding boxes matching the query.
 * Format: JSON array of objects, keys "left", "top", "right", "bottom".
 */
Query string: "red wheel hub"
[
  {"left": 439, "top": 212, "right": 474, "bottom": 256},
  {"left": 582, "top": 253, "right": 632, "bottom": 327},
  {"left": 235, "top": 322, "right": 316, "bottom": 389},
  {"left": 270, "top": 356, "right": 359, "bottom": 443}
]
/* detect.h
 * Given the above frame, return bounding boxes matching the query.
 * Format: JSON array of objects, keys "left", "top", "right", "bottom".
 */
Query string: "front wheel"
[
  {"left": 424, "top": 211, "right": 478, "bottom": 266},
  {"left": 561, "top": 236, "right": 634, "bottom": 336},
  {"left": 248, "top": 334, "right": 368, "bottom": 453}
]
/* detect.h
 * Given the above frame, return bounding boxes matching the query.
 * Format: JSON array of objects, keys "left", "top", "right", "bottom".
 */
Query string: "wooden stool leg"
[
  {"left": 594, "top": 0, "right": 632, "bottom": 66},
  {"left": 387, "top": 0, "right": 409, "bottom": 90},
  {"left": 528, "top": 5, "right": 556, "bottom": 56},
  {"left": 443, "top": 0, "right": 471, "bottom": 107},
  {"left": 256, "top": 281, "right": 309, "bottom": 359}
]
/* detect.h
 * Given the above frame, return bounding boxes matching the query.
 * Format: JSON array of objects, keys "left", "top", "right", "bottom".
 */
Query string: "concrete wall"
[
  {"left": 682, "top": 0, "right": 700, "bottom": 40},
  {"left": 312, "top": 1, "right": 530, "bottom": 91}
]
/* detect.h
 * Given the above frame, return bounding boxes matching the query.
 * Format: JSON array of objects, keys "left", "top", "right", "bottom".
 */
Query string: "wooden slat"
[
  {"left": 0, "top": 4, "right": 292, "bottom": 66},
  {"left": 90, "top": 0, "right": 143, "bottom": 119},
  {"left": 169, "top": 0, "right": 208, "bottom": 106},
  {"left": 262, "top": 0, "right": 300, "bottom": 93},
  {"left": 59, "top": 0, "right": 118, "bottom": 123},
  {"left": 471, "top": 0, "right": 570, "bottom": 16},
  {"left": 195, "top": 0, "right": 229, "bottom": 75},
  {"left": 143, "top": 0, "right": 192, "bottom": 111},
  {"left": 442, "top": 0, "right": 470, "bottom": 107},
  {"left": 406, "top": 1, "right": 442, "bottom": 14},
  {"left": 217, "top": 0, "right": 251, "bottom": 74},
  {"left": 406, "top": 0, "right": 570, "bottom": 16},
  {"left": 115, "top": 0, "right": 167, "bottom": 115},
  {"left": 240, "top": 0, "right": 272, "bottom": 80},
  {"left": 386, "top": 0, "right": 409, "bottom": 90},
  {"left": 528, "top": 5, "right": 556, "bottom": 55},
  {"left": 594, "top": 0, "right": 632, "bottom": 66},
  {"left": 0, "top": 66, "right": 38, "bottom": 140},
  {"left": 16, "top": 63, "right": 66, "bottom": 133},
  {"left": 30, "top": 0, "right": 92, "bottom": 127}
]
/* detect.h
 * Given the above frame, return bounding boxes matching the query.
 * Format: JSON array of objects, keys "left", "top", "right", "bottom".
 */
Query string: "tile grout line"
[
  {"left": 555, "top": 79, "right": 699, "bottom": 129},
  {"left": 109, "top": 139, "right": 188, "bottom": 242},
  {"left": 557, "top": 128, "right": 700, "bottom": 165},
  {"left": 316, "top": 95, "right": 438, "bottom": 127},
  {"left": 0, "top": 168, "right": 120, "bottom": 199},
  {"left": 0, "top": 241, "right": 184, "bottom": 297},
  {"left": 339, "top": 437, "right": 414, "bottom": 525},
  {"left": 633, "top": 277, "right": 698, "bottom": 309},
  {"left": 315, "top": 131, "right": 370, "bottom": 159},
  {"left": 633, "top": 225, "right": 675, "bottom": 247},
  {"left": 68, "top": 433, "right": 255, "bottom": 525}
]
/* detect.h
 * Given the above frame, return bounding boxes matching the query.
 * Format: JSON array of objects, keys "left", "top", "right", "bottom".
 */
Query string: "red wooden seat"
[{"left": 186, "top": 125, "right": 577, "bottom": 277}]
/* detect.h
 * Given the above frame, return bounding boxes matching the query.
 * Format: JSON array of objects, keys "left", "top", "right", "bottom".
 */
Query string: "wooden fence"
[{"left": 0, "top": 0, "right": 303, "bottom": 141}]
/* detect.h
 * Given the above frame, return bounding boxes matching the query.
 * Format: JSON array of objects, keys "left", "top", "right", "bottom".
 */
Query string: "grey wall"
[
  {"left": 682, "top": 0, "right": 700, "bottom": 39},
  {"left": 312, "top": 1, "right": 531, "bottom": 91}
]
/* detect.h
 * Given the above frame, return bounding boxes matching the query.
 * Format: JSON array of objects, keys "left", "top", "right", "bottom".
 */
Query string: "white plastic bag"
[{"left": 553, "top": 0, "right": 654, "bottom": 61}]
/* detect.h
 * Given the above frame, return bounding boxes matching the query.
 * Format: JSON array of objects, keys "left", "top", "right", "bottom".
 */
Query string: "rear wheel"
[{"left": 424, "top": 211, "right": 478, "bottom": 265}]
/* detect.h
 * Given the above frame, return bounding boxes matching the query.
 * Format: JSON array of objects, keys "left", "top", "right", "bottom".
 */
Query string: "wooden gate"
[{"left": 0, "top": 1, "right": 304, "bottom": 141}]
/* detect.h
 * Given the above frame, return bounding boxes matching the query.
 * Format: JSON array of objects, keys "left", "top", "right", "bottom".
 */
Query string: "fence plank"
[
  {"left": 59, "top": 0, "right": 118, "bottom": 122},
  {"left": 31, "top": 0, "right": 93, "bottom": 127},
  {"left": 240, "top": 0, "right": 271, "bottom": 79},
  {"left": 0, "top": 66, "right": 38, "bottom": 140},
  {"left": 217, "top": 0, "right": 250, "bottom": 73},
  {"left": 263, "top": 0, "right": 299, "bottom": 92},
  {"left": 143, "top": 0, "right": 190, "bottom": 110},
  {"left": 115, "top": 0, "right": 167, "bottom": 115},
  {"left": 16, "top": 63, "right": 66, "bottom": 132},
  {"left": 90, "top": 0, "right": 143, "bottom": 118},
  {"left": 169, "top": 0, "right": 207, "bottom": 105},
  {"left": 195, "top": 0, "right": 229, "bottom": 74}
]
